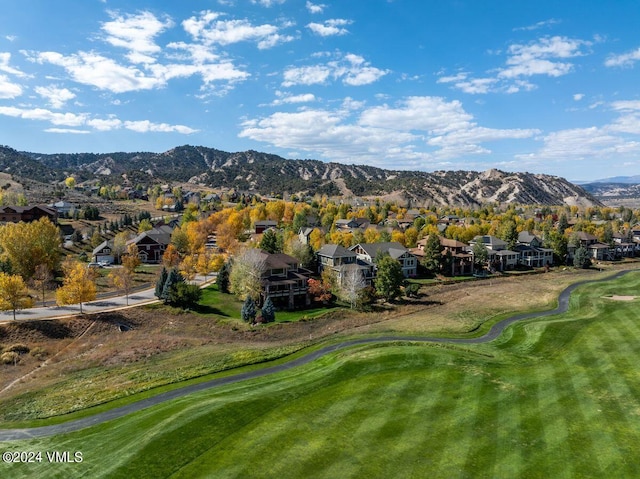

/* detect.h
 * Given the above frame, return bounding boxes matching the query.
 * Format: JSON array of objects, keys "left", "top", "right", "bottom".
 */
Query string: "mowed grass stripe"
[
  {"left": 532, "top": 363, "right": 572, "bottom": 479},
  {"left": 405, "top": 364, "right": 470, "bottom": 476},
  {"left": 550, "top": 357, "right": 602, "bottom": 475},
  {"left": 434, "top": 368, "right": 486, "bottom": 477}
]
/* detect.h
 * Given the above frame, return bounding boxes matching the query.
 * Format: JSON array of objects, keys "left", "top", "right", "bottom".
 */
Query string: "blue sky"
[{"left": 0, "top": 0, "right": 639, "bottom": 181}]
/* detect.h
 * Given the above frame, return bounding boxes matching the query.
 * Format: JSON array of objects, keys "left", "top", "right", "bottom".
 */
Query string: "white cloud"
[
  {"left": 35, "top": 85, "right": 76, "bottom": 109},
  {"left": 282, "top": 52, "right": 388, "bottom": 87},
  {"left": 516, "top": 100, "right": 640, "bottom": 164},
  {"left": 101, "top": 11, "right": 173, "bottom": 64},
  {"left": 0, "top": 74, "right": 23, "bottom": 98},
  {"left": 513, "top": 19, "right": 561, "bottom": 32},
  {"left": 282, "top": 65, "right": 332, "bottom": 86},
  {"left": 34, "top": 51, "right": 162, "bottom": 93},
  {"left": 0, "top": 105, "right": 198, "bottom": 134},
  {"left": 183, "top": 10, "right": 292, "bottom": 49},
  {"left": 307, "top": 19, "right": 351, "bottom": 37},
  {"left": 45, "top": 128, "right": 90, "bottom": 134},
  {"left": 605, "top": 47, "right": 640, "bottom": 68},
  {"left": 5, "top": 35, "right": 17, "bottom": 42},
  {"left": 0, "top": 52, "right": 26, "bottom": 77},
  {"left": 251, "top": 0, "right": 286, "bottom": 6},
  {"left": 123, "top": 120, "right": 198, "bottom": 134},
  {"left": 240, "top": 95, "right": 539, "bottom": 167},
  {"left": 306, "top": 2, "right": 326, "bottom": 14},
  {"left": 271, "top": 91, "right": 316, "bottom": 105},
  {"left": 498, "top": 36, "right": 589, "bottom": 79},
  {"left": 441, "top": 36, "right": 590, "bottom": 95},
  {"left": 0, "top": 106, "right": 87, "bottom": 126},
  {"left": 573, "top": 93, "right": 585, "bottom": 101}
]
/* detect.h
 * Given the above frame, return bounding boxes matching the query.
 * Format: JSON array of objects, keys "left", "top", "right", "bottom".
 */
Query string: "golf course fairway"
[{"left": 1, "top": 271, "right": 640, "bottom": 478}]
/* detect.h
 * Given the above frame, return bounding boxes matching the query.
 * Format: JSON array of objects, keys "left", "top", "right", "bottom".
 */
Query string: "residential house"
[
  {"left": 258, "top": 250, "right": 312, "bottom": 309},
  {"left": 255, "top": 220, "right": 278, "bottom": 234},
  {"left": 568, "top": 232, "right": 613, "bottom": 261},
  {"left": 612, "top": 232, "right": 636, "bottom": 258},
  {"left": 469, "top": 235, "right": 519, "bottom": 271},
  {"left": 317, "top": 244, "right": 375, "bottom": 285},
  {"left": 412, "top": 237, "right": 473, "bottom": 276},
  {"left": 350, "top": 242, "right": 417, "bottom": 277},
  {"left": 0, "top": 205, "right": 57, "bottom": 224},
  {"left": 48, "top": 200, "right": 75, "bottom": 216},
  {"left": 126, "top": 225, "right": 173, "bottom": 264},
  {"left": 92, "top": 240, "right": 115, "bottom": 265},
  {"left": 298, "top": 227, "right": 315, "bottom": 245},
  {"left": 515, "top": 231, "right": 554, "bottom": 267}
]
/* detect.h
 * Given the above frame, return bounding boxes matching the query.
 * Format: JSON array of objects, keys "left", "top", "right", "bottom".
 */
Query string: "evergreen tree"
[
  {"left": 259, "top": 229, "right": 281, "bottom": 254},
  {"left": 374, "top": 254, "right": 404, "bottom": 302},
  {"left": 155, "top": 267, "right": 168, "bottom": 299},
  {"left": 421, "top": 234, "right": 443, "bottom": 274},
  {"left": 241, "top": 296, "right": 257, "bottom": 323},
  {"left": 573, "top": 247, "right": 591, "bottom": 269},
  {"left": 261, "top": 296, "right": 276, "bottom": 322},
  {"left": 216, "top": 261, "right": 231, "bottom": 293},
  {"left": 161, "top": 268, "right": 184, "bottom": 303}
]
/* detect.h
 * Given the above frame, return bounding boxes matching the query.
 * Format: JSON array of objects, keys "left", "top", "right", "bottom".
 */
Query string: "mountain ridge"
[{"left": 0, "top": 144, "right": 600, "bottom": 207}]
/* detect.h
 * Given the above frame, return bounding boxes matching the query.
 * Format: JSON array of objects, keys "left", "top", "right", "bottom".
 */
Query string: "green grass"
[
  {"left": 3, "top": 273, "right": 640, "bottom": 478},
  {"left": 196, "top": 285, "right": 338, "bottom": 323}
]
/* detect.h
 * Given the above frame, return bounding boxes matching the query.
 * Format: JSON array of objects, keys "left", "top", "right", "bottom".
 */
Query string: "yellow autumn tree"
[
  {"left": 56, "top": 260, "right": 97, "bottom": 313},
  {"left": 0, "top": 272, "right": 34, "bottom": 320},
  {"left": 308, "top": 228, "right": 325, "bottom": 251},
  {"left": 121, "top": 243, "right": 141, "bottom": 273},
  {"left": 0, "top": 217, "right": 61, "bottom": 280},
  {"left": 109, "top": 267, "right": 135, "bottom": 305}
]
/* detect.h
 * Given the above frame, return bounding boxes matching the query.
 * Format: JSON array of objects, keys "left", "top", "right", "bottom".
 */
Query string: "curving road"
[{"left": 0, "top": 269, "right": 633, "bottom": 442}]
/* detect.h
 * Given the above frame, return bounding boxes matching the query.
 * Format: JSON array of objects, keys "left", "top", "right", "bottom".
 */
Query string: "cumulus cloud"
[
  {"left": 0, "top": 74, "right": 23, "bottom": 99},
  {"left": 271, "top": 91, "right": 316, "bottom": 105},
  {"left": 306, "top": 2, "right": 326, "bottom": 14},
  {"left": 282, "top": 52, "right": 388, "bottom": 87},
  {"left": 440, "top": 36, "right": 591, "bottom": 94},
  {"left": 516, "top": 100, "right": 640, "bottom": 164},
  {"left": 239, "top": 95, "right": 539, "bottom": 167},
  {"left": 251, "top": 0, "right": 286, "bottom": 6},
  {"left": 183, "top": 10, "right": 293, "bottom": 49},
  {"left": 35, "top": 85, "right": 76, "bottom": 109},
  {"left": 307, "top": 19, "right": 351, "bottom": 37},
  {"left": 101, "top": 11, "right": 173, "bottom": 64}
]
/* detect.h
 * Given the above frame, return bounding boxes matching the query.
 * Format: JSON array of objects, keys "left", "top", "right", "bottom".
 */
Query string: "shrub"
[
  {"left": 5, "top": 343, "right": 29, "bottom": 354},
  {"left": 1, "top": 351, "right": 19, "bottom": 365}
]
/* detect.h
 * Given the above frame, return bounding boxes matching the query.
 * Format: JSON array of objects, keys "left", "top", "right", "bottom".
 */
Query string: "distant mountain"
[
  {"left": 1, "top": 144, "right": 600, "bottom": 207},
  {"left": 588, "top": 175, "right": 640, "bottom": 184}
]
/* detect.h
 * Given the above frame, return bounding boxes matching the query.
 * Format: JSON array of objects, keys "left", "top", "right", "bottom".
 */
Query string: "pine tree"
[
  {"left": 161, "top": 267, "right": 184, "bottom": 303},
  {"left": 241, "top": 296, "right": 257, "bottom": 323},
  {"left": 261, "top": 296, "right": 276, "bottom": 322},
  {"left": 155, "top": 267, "right": 168, "bottom": 299},
  {"left": 216, "top": 261, "right": 231, "bottom": 293}
]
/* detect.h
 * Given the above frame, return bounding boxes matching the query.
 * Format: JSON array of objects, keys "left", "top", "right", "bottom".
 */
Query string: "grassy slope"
[{"left": 3, "top": 272, "right": 640, "bottom": 478}]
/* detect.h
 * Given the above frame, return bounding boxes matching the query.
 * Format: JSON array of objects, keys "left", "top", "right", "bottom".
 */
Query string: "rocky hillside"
[{"left": 1, "top": 144, "right": 600, "bottom": 207}]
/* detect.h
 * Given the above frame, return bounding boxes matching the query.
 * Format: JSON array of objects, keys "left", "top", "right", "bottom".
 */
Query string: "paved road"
[
  {"left": 0, "top": 274, "right": 215, "bottom": 323},
  {"left": 0, "top": 269, "right": 633, "bottom": 442}
]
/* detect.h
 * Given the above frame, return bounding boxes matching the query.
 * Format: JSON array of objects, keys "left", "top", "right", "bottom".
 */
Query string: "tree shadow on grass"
[{"left": 193, "top": 304, "right": 230, "bottom": 317}]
